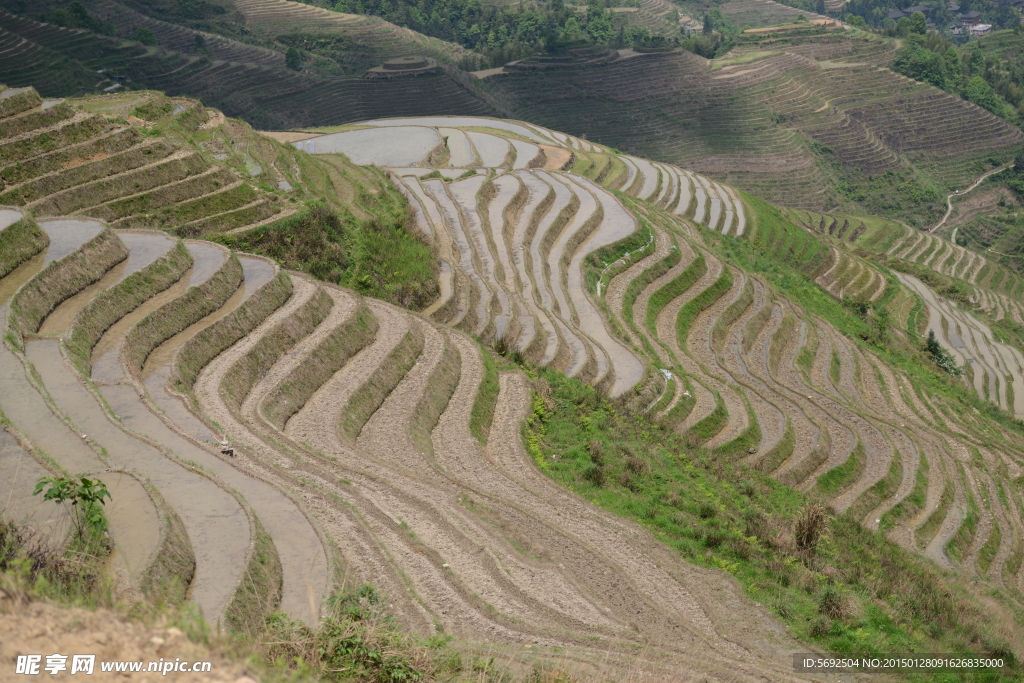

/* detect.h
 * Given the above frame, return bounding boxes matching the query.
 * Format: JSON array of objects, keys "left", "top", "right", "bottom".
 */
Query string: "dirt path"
[{"left": 930, "top": 163, "right": 1012, "bottom": 233}]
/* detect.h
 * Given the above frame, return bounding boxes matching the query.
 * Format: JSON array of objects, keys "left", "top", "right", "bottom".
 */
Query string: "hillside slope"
[
  {"left": 0, "top": 8, "right": 495, "bottom": 129},
  {"left": 6, "top": 82, "right": 1024, "bottom": 676},
  {"left": 289, "top": 115, "right": 1024, "bottom": 601},
  {"left": 479, "top": 33, "right": 1024, "bottom": 224}
]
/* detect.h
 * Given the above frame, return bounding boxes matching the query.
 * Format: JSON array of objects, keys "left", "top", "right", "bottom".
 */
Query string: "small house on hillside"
[
  {"left": 961, "top": 10, "right": 983, "bottom": 24},
  {"left": 887, "top": 9, "right": 907, "bottom": 20},
  {"left": 907, "top": 4, "right": 931, "bottom": 16},
  {"left": 971, "top": 22, "right": 993, "bottom": 33},
  {"left": 947, "top": 2, "right": 960, "bottom": 10}
]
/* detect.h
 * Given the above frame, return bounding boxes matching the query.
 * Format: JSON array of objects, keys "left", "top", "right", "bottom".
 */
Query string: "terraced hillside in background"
[
  {"left": 0, "top": 8, "right": 494, "bottom": 129},
  {"left": 788, "top": 207, "right": 1024, "bottom": 416},
  {"left": 4, "top": 1, "right": 1023, "bottom": 231},
  {"left": 677, "top": 0, "right": 832, "bottom": 28},
  {"left": 479, "top": 31, "right": 1024, "bottom": 224}
]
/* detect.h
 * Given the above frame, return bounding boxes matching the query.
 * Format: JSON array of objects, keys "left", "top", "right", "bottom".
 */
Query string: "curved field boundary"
[
  {"left": 259, "top": 288, "right": 377, "bottom": 431},
  {"left": 170, "top": 271, "right": 292, "bottom": 394},
  {"left": 65, "top": 237, "right": 191, "bottom": 374},
  {"left": 0, "top": 208, "right": 47, "bottom": 278},
  {"left": 0, "top": 232, "right": 176, "bottom": 602},
  {"left": 124, "top": 246, "right": 243, "bottom": 376},
  {"left": 8, "top": 224, "right": 127, "bottom": 341},
  {"left": 7, "top": 227, "right": 253, "bottom": 626}
]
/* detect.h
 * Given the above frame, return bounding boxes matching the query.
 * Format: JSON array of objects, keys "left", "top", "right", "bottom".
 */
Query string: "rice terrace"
[{"left": 6, "top": 0, "right": 1024, "bottom": 679}]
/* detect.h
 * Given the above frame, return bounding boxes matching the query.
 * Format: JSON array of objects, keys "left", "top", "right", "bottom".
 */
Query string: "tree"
[
  {"left": 965, "top": 76, "right": 1007, "bottom": 117},
  {"left": 703, "top": 13, "right": 713, "bottom": 34},
  {"left": 815, "top": 0, "right": 825, "bottom": 16},
  {"left": 133, "top": 28, "right": 157, "bottom": 45},
  {"left": 908, "top": 10, "right": 927, "bottom": 35},
  {"left": 845, "top": 13, "right": 867, "bottom": 28},
  {"left": 585, "top": 1, "right": 615, "bottom": 43},
  {"left": 176, "top": 0, "right": 206, "bottom": 18},
  {"left": 286, "top": 46, "right": 302, "bottom": 70},
  {"left": 193, "top": 33, "right": 209, "bottom": 55},
  {"left": 926, "top": 329, "right": 941, "bottom": 356}
]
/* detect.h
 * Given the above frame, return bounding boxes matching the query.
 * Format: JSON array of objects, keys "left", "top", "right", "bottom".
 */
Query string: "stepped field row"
[
  {"left": 294, "top": 117, "right": 746, "bottom": 398},
  {"left": 785, "top": 208, "right": 1024, "bottom": 416},
  {"left": 589, "top": 197, "right": 1024, "bottom": 591},
  {"left": 0, "top": 85, "right": 298, "bottom": 237},
  {"left": 878, "top": 221, "right": 1024, "bottom": 323},
  {"left": 0, "top": 202, "right": 835, "bottom": 680}
]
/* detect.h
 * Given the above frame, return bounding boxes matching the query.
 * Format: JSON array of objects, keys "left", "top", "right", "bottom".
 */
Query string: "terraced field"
[
  {"left": 265, "top": 115, "right": 1024, "bottom": 602},
  {"left": 293, "top": 117, "right": 747, "bottom": 397},
  {"left": 0, "top": 85, "right": 302, "bottom": 237},
  {"left": 589, "top": 199, "right": 1024, "bottom": 586},
  {"left": 0, "top": 204, "right": 848, "bottom": 680}
]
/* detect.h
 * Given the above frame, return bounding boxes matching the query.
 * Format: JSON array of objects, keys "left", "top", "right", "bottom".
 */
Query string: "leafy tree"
[
  {"left": 42, "top": 8, "right": 68, "bottom": 26},
  {"left": 285, "top": 46, "right": 302, "bottom": 70},
  {"left": 924, "top": 330, "right": 962, "bottom": 375},
  {"left": 965, "top": 76, "right": 1008, "bottom": 117},
  {"left": 193, "top": 33, "right": 209, "bottom": 55},
  {"left": 133, "top": 27, "right": 158, "bottom": 45},
  {"left": 845, "top": 13, "right": 867, "bottom": 28},
  {"left": 907, "top": 10, "right": 926, "bottom": 35},
  {"left": 176, "top": 0, "right": 207, "bottom": 19},
  {"left": 892, "top": 36, "right": 952, "bottom": 90},
  {"left": 586, "top": 2, "right": 615, "bottom": 43}
]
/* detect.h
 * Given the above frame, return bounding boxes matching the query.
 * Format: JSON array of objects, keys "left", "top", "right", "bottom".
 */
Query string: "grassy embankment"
[{"left": 521, "top": 363, "right": 1020, "bottom": 682}]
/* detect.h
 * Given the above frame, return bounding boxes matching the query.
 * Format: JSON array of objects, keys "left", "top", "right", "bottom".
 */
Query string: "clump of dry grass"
[{"left": 795, "top": 502, "right": 828, "bottom": 552}]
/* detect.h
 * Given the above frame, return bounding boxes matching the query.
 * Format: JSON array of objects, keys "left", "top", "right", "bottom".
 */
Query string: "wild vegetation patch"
[
  {"left": 213, "top": 194, "right": 438, "bottom": 311},
  {"left": 522, "top": 364, "right": 1021, "bottom": 678}
]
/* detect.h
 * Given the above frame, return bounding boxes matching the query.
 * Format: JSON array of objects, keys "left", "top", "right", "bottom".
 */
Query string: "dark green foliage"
[
  {"left": 263, "top": 585, "right": 442, "bottom": 681},
  {"left": 890, "top": 32, "right": 1018, "bottom": 125},
  {"left": 925, "top": 330, "right": 963, "bottom": 375},
  {"left": 48, "top": 1, "right": 115, "bottom": 35},
  {"left": 285, "top": 46, "right": 302, "bottom": 71},
  {"left": 321, "top": 0, "right": 651, "bottom": 66},
  {"left": 132, "top": 27, "right": 157, "bottom": 45},
  {"left": 33, "top": 476, "right": 111, "bottom": 534}
]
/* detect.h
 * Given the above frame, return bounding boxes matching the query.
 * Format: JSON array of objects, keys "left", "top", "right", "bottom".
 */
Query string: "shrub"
[
  {"left": 795, "top": 502, "right": 827, "bottom": 552},
  {"left": 817, "top": 584, "right": 847, "bottom": 620}
]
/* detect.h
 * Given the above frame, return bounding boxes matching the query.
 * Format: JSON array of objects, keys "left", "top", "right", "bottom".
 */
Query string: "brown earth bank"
[{"left": 0, "top": 588, "right": 250, "bottom": 683}]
